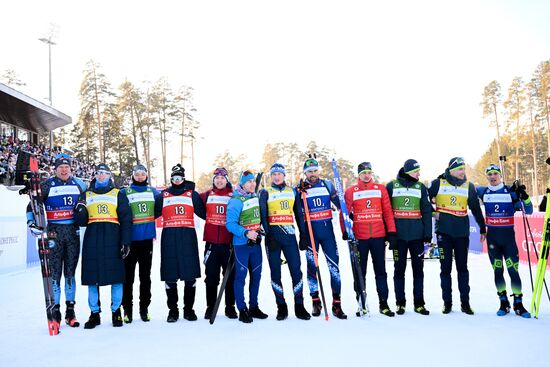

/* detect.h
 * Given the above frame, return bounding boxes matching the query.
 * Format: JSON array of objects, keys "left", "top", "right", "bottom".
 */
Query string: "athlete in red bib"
[{"left": 154, "top": 164, "right": 206, "bottom": 323}]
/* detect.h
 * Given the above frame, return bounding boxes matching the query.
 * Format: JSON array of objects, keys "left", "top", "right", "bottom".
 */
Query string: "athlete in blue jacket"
[
  {"left": 296, "top": 158, "right": 346, "bottom": 319},
  {"left": 226, "top": 171, "right": 268, "bottom": 323},
  {"left": 476, "top": 164, "right": 532, "bottom": 318},
  {"left": 26, "top": 155, "right": 87, "bottom": 327},
  {"left": 120, "top": 164, "right": 160, "bottom": 323}
]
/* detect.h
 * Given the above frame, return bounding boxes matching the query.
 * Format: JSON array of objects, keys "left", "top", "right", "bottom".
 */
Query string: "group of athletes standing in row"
[{"left": 26, "top": 154, "right": 533, "bottom": 328}]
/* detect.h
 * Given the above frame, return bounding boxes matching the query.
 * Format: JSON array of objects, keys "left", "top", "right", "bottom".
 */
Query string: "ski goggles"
[
  {"left": 448, "top": 157, "right": 465, "bottom": 171},
  {"left": 171, "top": 175, "right": 184, "bottom": 182},
  {"left": 95, "top": 170, "right": 112, "bottom": 176},
  {"left": 485, "top": 164, "right": 502, "bottom": 175},
  {"left": 213, "top": 167, "right": 228, "bottom": 177},
  {"left": 303, "top": 158, "right": 319, "bottom": 173}
]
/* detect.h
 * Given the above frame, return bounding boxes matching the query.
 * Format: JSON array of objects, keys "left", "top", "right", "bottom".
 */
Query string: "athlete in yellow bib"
[
  {"left": 428, "top": 157, "right": 486, "bottom": 315},
  {"left": 259, "top": 163, "right": 311, "bottom": 321},
  {"left": 74, "top": 163, "right": 133, "bottom": 329}
]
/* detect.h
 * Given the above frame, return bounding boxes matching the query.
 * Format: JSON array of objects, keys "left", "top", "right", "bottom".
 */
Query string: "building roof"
[{"left": 0, "top": 83, "right": 71, "bottom": 133}]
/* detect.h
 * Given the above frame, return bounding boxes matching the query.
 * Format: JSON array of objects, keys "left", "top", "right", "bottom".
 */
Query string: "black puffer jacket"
[
  {"left": 154, "top": 180, "right": 206, "bottom": 282},
  {"left": 75, "top": 179, "right": 132, "bottom": 286}
]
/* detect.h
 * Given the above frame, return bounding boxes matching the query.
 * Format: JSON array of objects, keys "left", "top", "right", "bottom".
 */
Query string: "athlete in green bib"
[
  {"left": 387, "top": 159, "right": 433, "bottom": 316},
  {"left": 120, "top": 164, "right": 160, "bottom": 323}
]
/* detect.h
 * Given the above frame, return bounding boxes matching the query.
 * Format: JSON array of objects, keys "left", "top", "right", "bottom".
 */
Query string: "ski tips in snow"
[{"left": 47, "top": 320, "right": 60, "bottom": 336}]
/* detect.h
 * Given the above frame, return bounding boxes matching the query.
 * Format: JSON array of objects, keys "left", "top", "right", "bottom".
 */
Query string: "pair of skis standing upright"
[
  {"left": 209, "top": 159, "right": 369, "bottom": 324},
  {"left": 23, "top": 155, "right": 60, "bottom": 335}
]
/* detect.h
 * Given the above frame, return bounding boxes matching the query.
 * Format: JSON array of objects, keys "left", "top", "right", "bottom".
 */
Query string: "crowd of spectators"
[{"left": 0, "top": 135, "right": 96, "bottom": 186}]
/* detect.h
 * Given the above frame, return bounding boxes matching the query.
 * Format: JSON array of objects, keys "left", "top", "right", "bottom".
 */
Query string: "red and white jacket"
[{"left": 343, "top": 179, "right": 396, "bottom": 240}]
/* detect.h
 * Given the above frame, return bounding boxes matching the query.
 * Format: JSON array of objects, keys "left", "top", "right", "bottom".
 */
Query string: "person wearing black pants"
[
  {"left": 200, "top": 167, "right": 237, "bottom": 319},
  {"left": 387, "top": 159, "right": 433, "bottom": 315},
  {"left": 203, "top": 243, "right": 236, "bottom": 318},
  {"left": 155, "top": 164, "right": 206, "bottom": 323},
  {"left": 428, "top": 157, "right": 486, "bottom": 315},
  {"left": 343, "top": 162, "right": 397, "bottom": 317},
  {"left": 121, "top": 164, "right": 160, "bottom": 323},
  {"left": 122, "top": 239, "right": 153, "bottom": 320}
]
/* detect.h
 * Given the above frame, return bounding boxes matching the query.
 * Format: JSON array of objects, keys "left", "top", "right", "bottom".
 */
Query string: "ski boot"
[
  {"left": 166, "top": 286, "right": 179, "bottom": 322},
  {"left": 295, "top": 303, "right": 311, "bottom": 320},
  {"left": 167, "top": 309, "right": 179, "bottom": 323},
  {"left": 84, "top": 312, "right": 101, "bottom": 329},
  {"left": 112, "top": 308, "right": 123, "bottom": 327},
  {"left": 460, "top": 301, "right": 474, "bottom": 315},
  {"left": 239, "top": 308, "right": 253, "bottom": 323},
  {"left": 311, "top": 293, "right": 322, "bottom": 317},
  {"left": 140, "top": 308, "right": 151, "bottom": 322},
  {"left": 332, "top": 297, "right": 347, "bottom": 319},
  {"left": 496, "top": 291, "right": 510, "bottom": 316},
  {"left": 225, "top": 305, "right": 238, "bottom": 319},
  {"left": 442, "top": 302, "right": 452, "bottom": 314},
  {"left": 396, "top": 301, "right": 406, "bottom": 315},
  {"left": 379, "top": 300, "right": 395, "bottom": 317},
  {"left": 276, "top": 303, "right": 288, "bottom": 321},
  {"left": 123, "top": 307, "right": 133, "bottom": 323},
  {"left": 204, "top": 306, "right": 213, "bottom": 320},
  {"left": 414, "top": 304, "right": 430, "bottom": 316},
  {"left": 183, "top": 307, "right": 198, "bottom": 321},
  {"left": 512, "top": 294, "right": 531, "bottom": 318},
  {"left": 65, "top": 301, "right": 80, "bottom": 327},
  {"left": 249, "top": 307, "right": 268, "bottom": 319},
  {"left": 52, "top": 304, "right": 62, "bottom": 325}
]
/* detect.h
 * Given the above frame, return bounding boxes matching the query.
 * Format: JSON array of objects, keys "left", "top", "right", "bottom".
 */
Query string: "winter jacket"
[
  {"left": 428, "top": 169, "right": 486, "bottom": 238},
  {"left": 200, "top": 185, "right": 233, "bottom": 244},
  {"left": 476, "top": 183, "right": 533, "bottom": 228},
  {"left": 74, "top": 179, "right": 132, "bottom": 286},
  {"left": 259, "top": 182, "right": 301, "bottom": 236},
  {"left": 386, "top": 168, "right": 432, "bottom": 241},
  {"left": 344, "top": 178, "right": 396, "bottom": 240},
  {"left": 226, "top": 187, "right": 260, "bottom": 246},
  {"left": 154, "top": 180, "right": 206, "bottom": 282},
  {"left": 26, "top": 175, "right": 87, "bottom": 226},
  {"left": 120, "top": 182, "right": 160, "bottom": 241}
]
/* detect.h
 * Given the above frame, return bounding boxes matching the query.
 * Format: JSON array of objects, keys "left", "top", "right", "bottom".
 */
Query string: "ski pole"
[
  {"left": 331, "top": 158, "right": 369, "bottom": 316},
  {"left": 209, "top": 247, "right": 235, "bottom": 325},
  {"left": 530, "top": 157, "right": 550, "bottom": 317},
  {"left": 521, "top": 203, "right": 550, "bottom": 301},
  {"left": 300, "top": 186, "right": 329, "bottom": 321},
  {"left": 520, "top": 204, "right": 535, "bottom": 292}
]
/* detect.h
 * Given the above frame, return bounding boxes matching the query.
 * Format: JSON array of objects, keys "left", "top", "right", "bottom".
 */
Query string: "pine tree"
[
  {"left": 503, "top": 77, "right": 526, "bottom": 180},
  {"left": 481, "top": 81, "right": 503, "bottom": 161}
]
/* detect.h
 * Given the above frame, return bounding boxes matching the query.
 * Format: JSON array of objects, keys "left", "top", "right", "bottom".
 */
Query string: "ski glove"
[
  {"left": 121, "top": 244, "right": 131, "bottom": 259},
  {"left": 298, "top": 233, "right": 310, "bottom": 251},
  {"left": 74, "top": 201, "right": 87, "bottom": 214},
  {"left": 28, "top": 222, "right": 44, "bottom": 237},
  {"left": 386, "top": 232, "right": 398, "bottom": 250},
  {"left": 511, "top": 181, "right": 529, "bottom": 201},
  {"left": 342, "top": 232, "right": 349, "bottom": 241}
]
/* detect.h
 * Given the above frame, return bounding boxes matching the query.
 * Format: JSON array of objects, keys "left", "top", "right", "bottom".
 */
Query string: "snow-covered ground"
[{"left": 1, "top": 226, "right": 549, "bottom": 367}]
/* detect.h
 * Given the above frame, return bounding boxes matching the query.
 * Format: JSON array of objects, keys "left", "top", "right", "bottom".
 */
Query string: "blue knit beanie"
[
  {"left": 403, "top": 159, "right": 420, "bottom": 174},
  {"left": 270, "top": 163, "right": 286, "bottom": 176}
]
